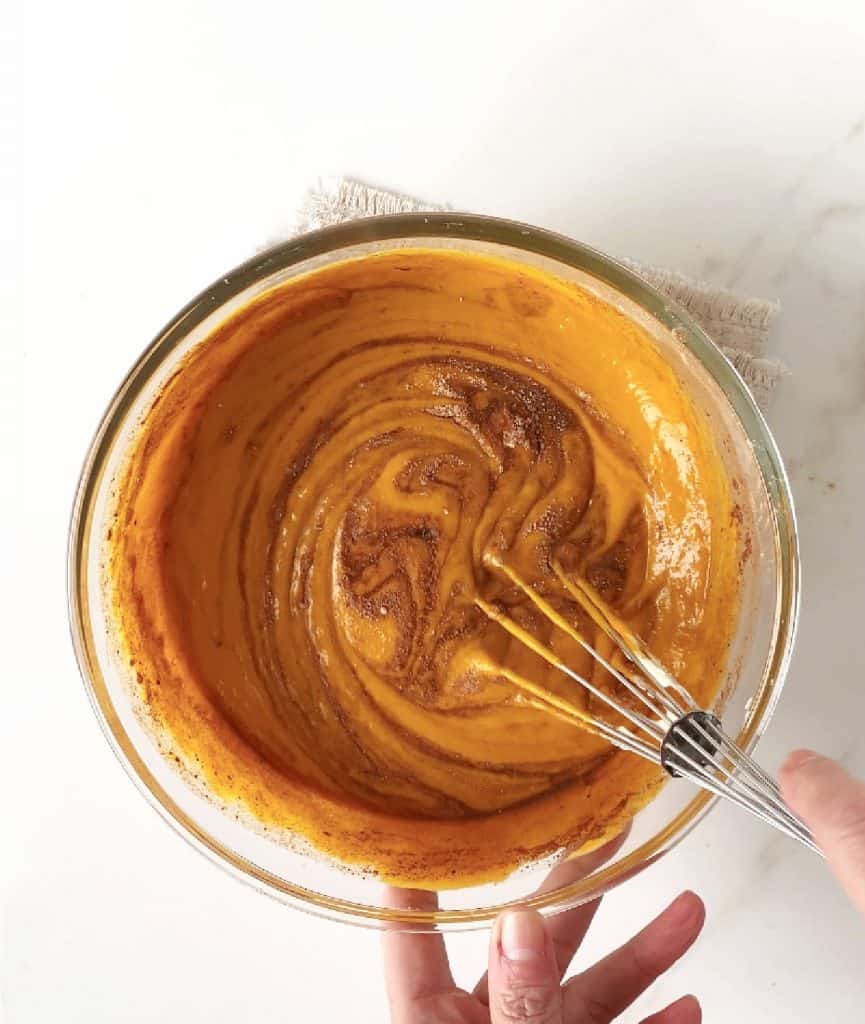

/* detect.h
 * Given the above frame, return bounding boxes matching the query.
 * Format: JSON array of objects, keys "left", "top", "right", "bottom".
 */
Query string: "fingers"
[
  {"left": 563, "top": 891, "right": 705, "bottom": 1023},
  {"left": 541, "top": 832, "right": 630, "bottom": 977},
  {"left": 640, "top": 994, "right": 702, "bottom": 1023},
  {"left": 487, "top": 910, "right": 563, "bottom": 1024},
  {"left": 780, "top": 750, "right": 865, "bottom": 917},
  {"left": 475, "top": 900, "right": 601, "bottom": 1005},
  {"left": 381, "top": 888, "right": 455, "bottom": 1023},
  {"left": 475, "top": 832, "right": 629, "bottom": 1003}
]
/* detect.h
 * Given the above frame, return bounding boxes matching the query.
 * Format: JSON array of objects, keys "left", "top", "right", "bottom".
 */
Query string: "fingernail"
[
  {"left": 671, "top": 994, "right": 701, "bottom": 1022},
  {"left": 500, "top": 910, "right": 547, "bottom": 962},
  {"left": 665, "top": 891, "right": 701, "bottom": 926},
  {"left": 783, "top": 749, "right": 824, "bottom": 774}
]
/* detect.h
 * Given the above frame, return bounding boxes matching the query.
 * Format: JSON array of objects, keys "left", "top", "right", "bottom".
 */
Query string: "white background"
[{"left": 4, "top": 2, "right": 865, "bottom": 1020}]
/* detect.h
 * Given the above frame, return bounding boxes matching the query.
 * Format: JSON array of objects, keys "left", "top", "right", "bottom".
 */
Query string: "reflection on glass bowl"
[{"left": 68, "top": 214, "right": 798, "bottom": 931}]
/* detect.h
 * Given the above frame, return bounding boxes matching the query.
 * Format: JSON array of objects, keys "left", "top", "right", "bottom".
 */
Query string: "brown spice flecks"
[{"left": 108, "top": 248, "right": 740, "bottom": 887}]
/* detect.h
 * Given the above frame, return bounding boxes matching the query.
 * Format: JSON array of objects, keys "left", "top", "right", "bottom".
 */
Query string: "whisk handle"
[{"left": 661, "top": 711, "right": 721, "bottom": 777}]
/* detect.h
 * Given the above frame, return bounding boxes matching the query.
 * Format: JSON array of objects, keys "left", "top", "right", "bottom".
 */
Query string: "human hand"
[
  {"left": 781, "top": 749, "right": 865, "bottom": 917},
  {"left": 383, "top": 845, "right": 705, "bottom": 1023}
]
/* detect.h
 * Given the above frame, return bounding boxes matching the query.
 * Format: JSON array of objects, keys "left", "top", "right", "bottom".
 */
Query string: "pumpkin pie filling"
[{"left": 109, "top": 248, "right": 740, "bottom": 886}]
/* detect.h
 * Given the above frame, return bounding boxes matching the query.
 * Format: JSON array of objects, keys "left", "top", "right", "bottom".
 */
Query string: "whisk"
[{"left": 476, "top": 558, "right": 819, "bottom": 855}]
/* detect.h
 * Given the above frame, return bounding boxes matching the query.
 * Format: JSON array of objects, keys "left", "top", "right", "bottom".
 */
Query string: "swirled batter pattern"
[{"left": 110, "top": 249, "right": 740, "bottom": 885}]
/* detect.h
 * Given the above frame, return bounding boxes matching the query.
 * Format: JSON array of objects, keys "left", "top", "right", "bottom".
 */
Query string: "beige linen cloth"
[{"left": 274, "top": 177, "right": 783, "bottom": 409}]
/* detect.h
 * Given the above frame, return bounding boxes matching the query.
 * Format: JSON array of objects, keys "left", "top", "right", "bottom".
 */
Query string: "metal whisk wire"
[{"left": 477, "top": 558, "right": 819, "bottom": 855}]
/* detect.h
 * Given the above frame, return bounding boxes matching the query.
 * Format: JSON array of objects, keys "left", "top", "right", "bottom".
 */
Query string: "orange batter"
[{"left": 109, "top": 248, "right": 740, "bottom": 886}]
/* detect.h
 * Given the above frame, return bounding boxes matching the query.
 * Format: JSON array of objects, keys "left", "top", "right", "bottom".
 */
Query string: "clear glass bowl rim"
[{"left": 68, "top": 212, "right": 800, "bottom": 930}]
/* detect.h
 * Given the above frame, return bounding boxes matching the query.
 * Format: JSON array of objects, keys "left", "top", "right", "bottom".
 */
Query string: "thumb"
[
  {"left": 488, "top": 910, "right": 562, "bottom": 1024},
  {"left": 780, "top": 750, "right": 865, "bottom": 917}
]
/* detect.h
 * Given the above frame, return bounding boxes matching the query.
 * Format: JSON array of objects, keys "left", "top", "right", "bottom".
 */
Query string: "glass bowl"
[{"left": 68, "top": 213, "right": 799, "bottom": 931}]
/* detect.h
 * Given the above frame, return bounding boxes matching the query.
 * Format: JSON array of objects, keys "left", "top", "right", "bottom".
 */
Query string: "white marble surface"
[{"left": 4, "top": 1, "right": 865, "bottom": 1020}]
